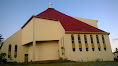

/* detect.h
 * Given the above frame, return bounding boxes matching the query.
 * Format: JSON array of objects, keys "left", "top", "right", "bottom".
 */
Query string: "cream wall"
[
  {"left": 22, "top": 17, "right": 65, "bottom": 44},
  {"left": 34, "top": 18, "right": 65, "bottom": 41},
  {"left": 28, "top": 41, "right": 59, "bottom": 62},
  {"left": 73, "top": 17, "right": 98, "bottom": 28},
  {"left": 28, "top": 43, "right": 33, "bottom": 62},
  {"left": 35, "top": 41, "right": 59, "bottom": 61},
  {"left": 24, "top": 17, "right": 65, "bottom": 61},
  {"left": 63, "top": 34, "right": 114, "bottom": 62},
  {"left": 22, "top": 19, "right": 33, "bottom": 45},
  {"left": 1, "top": 29, "right": 28, "bottom": 62}
]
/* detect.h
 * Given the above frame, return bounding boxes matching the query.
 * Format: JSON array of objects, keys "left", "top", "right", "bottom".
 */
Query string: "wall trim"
[{"left": 65, "top": 31, "right": 110, "bottom": 35}]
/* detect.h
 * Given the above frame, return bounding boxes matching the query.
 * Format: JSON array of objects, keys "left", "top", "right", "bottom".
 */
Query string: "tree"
[
  {"left": 116, "top": 48, "right": 118, "bottom": 52},
  {"left": 0, "top": 34, "right": 4, "bottom": 44}
]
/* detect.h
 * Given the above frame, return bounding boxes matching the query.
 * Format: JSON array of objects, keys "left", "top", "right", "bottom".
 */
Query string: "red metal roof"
[{"left": 37, "top": 8, "right": 105, "bottom": 32}]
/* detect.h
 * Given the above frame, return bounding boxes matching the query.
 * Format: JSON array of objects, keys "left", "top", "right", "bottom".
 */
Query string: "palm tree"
[{"left": 0, "top": 34, "right": 4, "bottom": 44}]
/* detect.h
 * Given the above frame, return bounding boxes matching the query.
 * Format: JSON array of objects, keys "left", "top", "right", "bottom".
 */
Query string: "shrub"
[
  {"left": 0, "top": 53, "right": 7, "bottom": 63},
  {"left": 95, "top": 58, "right": 101, "bottom": 62}
]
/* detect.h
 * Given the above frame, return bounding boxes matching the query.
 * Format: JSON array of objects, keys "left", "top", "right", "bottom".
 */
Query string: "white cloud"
[{"left": 112, "top": 38, "right": 118, "bottom": 40}]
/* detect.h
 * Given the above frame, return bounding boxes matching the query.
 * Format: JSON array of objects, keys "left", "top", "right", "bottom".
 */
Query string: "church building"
[{"left": 0, "top": 7, "right": 114, "bottom": 62}]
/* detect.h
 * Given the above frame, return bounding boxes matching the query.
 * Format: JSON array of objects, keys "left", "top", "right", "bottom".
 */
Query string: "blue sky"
[{"left": 0, "top": 0, "right": 118, "bottom": 52}]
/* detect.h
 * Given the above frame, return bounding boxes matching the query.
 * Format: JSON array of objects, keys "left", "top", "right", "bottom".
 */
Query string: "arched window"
[
  {"left": 8, "top": 44, "right": 12, "bottom": 58},
  {"left": 78, "top": 35, "right": 81, "bottom": 43},
  {"left": 14, "top": 45, "right": 17, "bottom": 58}
]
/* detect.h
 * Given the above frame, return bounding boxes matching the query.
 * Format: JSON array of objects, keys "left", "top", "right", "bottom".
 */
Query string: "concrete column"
[{"left": 32, "top": 17, "right": 35, "bottom": 61}]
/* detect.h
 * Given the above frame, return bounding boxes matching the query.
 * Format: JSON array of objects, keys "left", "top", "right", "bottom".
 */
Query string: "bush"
[
  {"left": 95, "top": 58, "right": 101, "bottom": 62},
  {"left": 0, "top": 53, "right": 7, "bottom": 63}
]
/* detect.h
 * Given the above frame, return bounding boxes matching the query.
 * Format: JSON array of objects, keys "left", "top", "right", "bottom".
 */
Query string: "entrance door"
[{"left": 24, "top": 54, "right": 28, "bottom": 62}]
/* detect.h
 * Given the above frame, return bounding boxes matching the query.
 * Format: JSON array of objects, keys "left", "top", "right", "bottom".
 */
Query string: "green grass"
[{"left": 1, "top": 61, "right": 118, "bottom": 66}]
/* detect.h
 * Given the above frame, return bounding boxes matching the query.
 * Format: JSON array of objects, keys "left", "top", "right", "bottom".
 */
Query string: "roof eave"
[{"left": 65, "top": 31, "right": 110, "bottom": 35}]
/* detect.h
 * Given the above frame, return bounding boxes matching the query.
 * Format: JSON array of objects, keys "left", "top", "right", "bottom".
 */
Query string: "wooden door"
[{"left": 24, "top": 54, "right": 28, "bottom": 62}]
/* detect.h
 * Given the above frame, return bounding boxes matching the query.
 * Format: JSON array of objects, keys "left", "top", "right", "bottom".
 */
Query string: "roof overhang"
[{"left": 65, "top": 31, "right": 110, "bottom": 35}]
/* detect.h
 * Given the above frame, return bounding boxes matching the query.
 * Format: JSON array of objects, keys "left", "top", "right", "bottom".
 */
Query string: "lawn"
[{"left": 0, "top": 61, "right": 118, "bottom": 66}]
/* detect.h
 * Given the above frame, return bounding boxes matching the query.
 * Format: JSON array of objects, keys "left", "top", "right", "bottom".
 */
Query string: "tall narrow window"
[
  {"left": 102, "top": 35, "right": 105, "bottom": 43},
  {"left": 78, "top": 35, "right": 81, "bottom": 43},
  {"left": 84, "top": 35, "right": 87, "bottom": 43},
  {"left": 84, "top": 35, "right": 88, "bottom": 51},
  {"left": 90, "top": 35, "right": 93, "bottom": 43},
  {"left": 78, "top": 34, "right": 82, "bottom": 51},
  {"left": 14, "top": 45, "right": 17, "bottom": 58},
  {"left": 71, "top": 34, "right": 74, "bottom": 43},
  {"left": 90, "top": 35, "right": 95, "bottom": 51},
  {"left": 71, "top": 34, "right": 75, "bottom": 52},
  {"left": 8, "top": 44, "right": 12, "bottom": 58},
  {"left": 96, "top": 35, "right": 99, "bottom": 43},
  {"left": 102, "top": 35, "right": 106, "bottom": 51},
  {"left": 96, "top": 35, "right": 100, "bottom": 51}
]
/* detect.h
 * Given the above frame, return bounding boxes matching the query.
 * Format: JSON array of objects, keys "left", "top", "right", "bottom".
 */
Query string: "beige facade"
[
  {"left": 0, "top": 16, "right": 114, "bottom": 62},
  {"left": 63, "top": 34, "right": 113, "bottom": 61},
  {"left": 0, "top": 29, "right": 29, "bottom": 62},
  {"left": 73, "top": 17, "right": 98, "bottom": 28},
  {"left": 35, "top": 41, "right": 59, "bottom": 61}
]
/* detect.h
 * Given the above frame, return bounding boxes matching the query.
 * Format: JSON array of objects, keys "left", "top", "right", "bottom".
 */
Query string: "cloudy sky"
[{"left": 0, "top": 0, "right": 118, "bottom": 52}]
